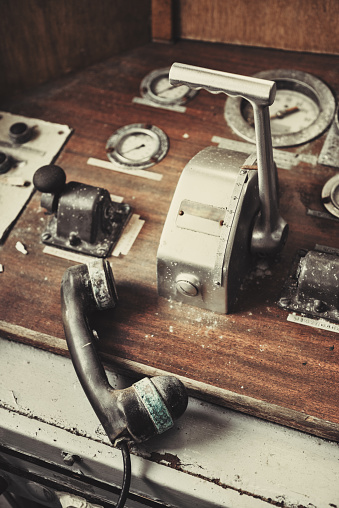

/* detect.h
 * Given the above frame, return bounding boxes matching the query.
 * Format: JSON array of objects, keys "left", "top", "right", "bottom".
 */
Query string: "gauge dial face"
[
  {"left": 117, "top": 132, "right": 160, "bottom": 162},
  {"left": 140, "top": 67, "right": 198, "bottom": 106},
  {"left": 225, "top": 69, "right": 335, "bottom": 147},
  {"left": 150, "top": 75, "right": 191, "bottom": 102},
  {"left": 106, "top": 124, "right": 169, "bottom": 169},
  {"left": 322, "top": 174, "right": 339, "bottom": 218},
  {"left": 242, "top": 89, "right": 320, "bottom": 136}
]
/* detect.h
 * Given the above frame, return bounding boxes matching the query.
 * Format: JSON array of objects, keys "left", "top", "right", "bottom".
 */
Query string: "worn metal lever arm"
[
  {"left": 251, "top": 105, "right": 288, "bottom": 254},
  {"left": 170, "top": 63, "right": 288, "bottom": 255}
]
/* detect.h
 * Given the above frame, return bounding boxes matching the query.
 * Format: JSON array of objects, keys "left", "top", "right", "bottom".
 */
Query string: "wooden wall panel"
[
  {"left": 0, "top": 0, "right": 151, "bottom": 98},
  {"left": 173, "top": 0, "right": 339, "bottom": 55},
  {"left": 152, "top": 0, "right": 174, "bottom": 42}
]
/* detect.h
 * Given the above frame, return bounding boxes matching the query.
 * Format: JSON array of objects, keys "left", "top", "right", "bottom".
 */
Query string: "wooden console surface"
[{"left": 0, "top": 40, "right": 338, "bottom": 441}]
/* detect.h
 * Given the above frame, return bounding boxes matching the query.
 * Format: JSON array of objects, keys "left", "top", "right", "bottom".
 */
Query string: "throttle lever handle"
[
  {"left": 170, "top": 62, "right": 288, "bottom": 255},
  {"left": 170, "top": 62, "right": 276, "bottom": 105}
]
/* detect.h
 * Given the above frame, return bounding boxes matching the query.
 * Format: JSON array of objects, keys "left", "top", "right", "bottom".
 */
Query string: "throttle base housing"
[{"left": 157, "top": 147, "right": 259, "bottom": 314}]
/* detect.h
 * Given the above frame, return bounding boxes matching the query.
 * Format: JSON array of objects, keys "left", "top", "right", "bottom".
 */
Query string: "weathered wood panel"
[
  {"left": 0, "top": 40, "right": 338, "bottom": 441},
  {"left": 0, "top": 0, "right": 151, "bottom": 98},
  {"left": 152, "top": 0, "right": 174, "bottom": 42},
  {"left": 172, "top": 0, "right": 339, "bottom": 54}
]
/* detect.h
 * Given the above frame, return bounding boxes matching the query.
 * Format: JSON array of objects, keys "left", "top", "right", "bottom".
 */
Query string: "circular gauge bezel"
[
  {"left": 335, "top": 106, "right": 339, "bottom": 131},
  {"left": 106, "top": 123, "right": 169, "bottom": 170},
  {"left": 140, "top": 67, "right": 198, "bottom": 106},
  {"left": 322, "top": 173, "right": 339, "bottom": 218},
  {"left": 224, "top": 69, "right": 336, "bottom": 147}
]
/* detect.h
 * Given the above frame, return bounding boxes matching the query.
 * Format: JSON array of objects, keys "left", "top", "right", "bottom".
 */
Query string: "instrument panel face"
[
  {"left": 242, "top": 89, "right": 320, "bottom": 136},
  {"left": 140, "top": 67, "right": 199, "bottom": 106},
  {"left": 106, "top": 123, "right": 169, "bottom": 169},
  {"left": 225, "top": 69, "right": 336, "bottom": 147}
]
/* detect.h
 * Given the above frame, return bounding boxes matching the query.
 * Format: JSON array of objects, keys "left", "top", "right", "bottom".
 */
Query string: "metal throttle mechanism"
[
  {"left": 33, "top": 165, "right": 132, "bottom": 257},
  {"left": 278, "top": 247, "right": 339, "bottom": 323},
  {"left": 157, "top": 63, "right": 288, "bottom": 314},
  {"left": 61, "top": 259, "right": 188, "bottom": 506}
]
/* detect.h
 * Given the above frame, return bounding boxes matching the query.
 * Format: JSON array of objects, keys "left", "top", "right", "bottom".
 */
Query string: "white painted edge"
[
  {"left": 111, "top": 215, "right": 145, "bottom": 257},
  {"left": 110, "top": 194, "right": 124, "bottom": 203},
  {"left": 43, "top": 246, "right": 94, "bottom": 264},
  {"left": 87, "top": 157, "right": 163, "bottom": 181},
  {"left": 132, "top": 96, "right": 187, "bottom": 113},
  {"left": 287, "top": 313, "right": 339, "bottom": 333}
]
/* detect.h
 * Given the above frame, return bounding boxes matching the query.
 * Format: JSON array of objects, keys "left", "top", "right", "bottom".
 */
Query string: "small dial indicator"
[
  {"left": 140, "top": 67, "right": 198, "bottom": 106},
  {"left": 322, "top": 174, "right": 339, "bottom": 218},
  {"left": 106, "top": 124, "right": 169, "bottom": 170}
]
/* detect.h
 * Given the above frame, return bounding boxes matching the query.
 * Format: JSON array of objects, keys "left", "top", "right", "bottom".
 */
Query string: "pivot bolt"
[{"left": 176, "top": 273, "right": 200, "bottom": 297}]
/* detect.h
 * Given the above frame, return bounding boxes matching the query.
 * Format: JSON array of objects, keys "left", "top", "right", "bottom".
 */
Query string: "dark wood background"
[
  {"left": 0, "top": 39, "right": 338, "bottom": 441},
  {"left": 2, "top": 0, "right": 338, "bottom": 99},
  {"left": 171, "top": 0, "right": 339, "bottom": 54},
  {"left": 0, "top": 0, "right": 152, "bottom": 98}
]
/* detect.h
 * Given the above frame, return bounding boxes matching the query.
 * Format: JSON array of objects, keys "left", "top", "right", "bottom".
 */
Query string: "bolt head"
[{"left": 176, "top": 273, "right": 200, "bottom": 297}]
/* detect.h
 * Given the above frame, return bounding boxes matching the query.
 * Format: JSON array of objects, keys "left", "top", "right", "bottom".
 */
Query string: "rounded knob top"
[{"left": 33, "top": 165, "right": 66, "bottom": 194}]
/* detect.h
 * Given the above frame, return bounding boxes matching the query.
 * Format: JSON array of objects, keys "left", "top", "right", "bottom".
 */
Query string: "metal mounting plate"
[
  {"left": 278, "top": 246, "right": 339, "bottom": 323},
  {"left": 42, "top": 201, "right": 132, "bottom": 258},
  {"left": 0, "top": 112, "right": 72, "bottom": 241}
]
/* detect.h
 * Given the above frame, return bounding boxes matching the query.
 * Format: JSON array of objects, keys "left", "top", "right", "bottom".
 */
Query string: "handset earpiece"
[{"left": 60, "top": 259, "right": 188, "bottom": 445}]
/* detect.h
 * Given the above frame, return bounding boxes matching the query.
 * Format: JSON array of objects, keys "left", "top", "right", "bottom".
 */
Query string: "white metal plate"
[{"left": 0, "top": 111, "right": 72, "bottom": 241}]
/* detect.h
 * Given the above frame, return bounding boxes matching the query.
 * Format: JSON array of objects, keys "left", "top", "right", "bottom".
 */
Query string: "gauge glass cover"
[
  {"left": 225, "top": 69, "right": 336, "bottom": 147},
  {"left": 106, "top": 124, "right": 169, "bottom": 170},
  {"left": 322, "top": 174, "right": 339, "bottom": 218},
  {"left": 140, "top": 67, "right": 198, "bottom": 106}
]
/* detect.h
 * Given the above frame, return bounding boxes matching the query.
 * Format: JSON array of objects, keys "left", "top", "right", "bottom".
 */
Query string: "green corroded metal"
[{"left": 133, "top": 377, "right": 173, "bottom": 434}]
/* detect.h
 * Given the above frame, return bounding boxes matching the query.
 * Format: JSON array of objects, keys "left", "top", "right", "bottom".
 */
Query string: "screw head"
[
  {"left": 176, "top": 273, "right": 200, "bottom": 297},
  {"left": 62, "top": 452, "right": 76, "bottom": 466}
]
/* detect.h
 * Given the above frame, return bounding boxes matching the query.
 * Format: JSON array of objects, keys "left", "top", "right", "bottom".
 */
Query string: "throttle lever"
[{"left": 169, "top": 62, "right": 288, "bottom": 255}]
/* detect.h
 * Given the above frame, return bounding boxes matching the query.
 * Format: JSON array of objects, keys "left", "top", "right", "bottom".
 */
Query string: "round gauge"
[
  {"left": 322, "top": 174, "right": 339, "bottom": 218},
  {"left": 106, "top": 123, "right": 169, "bottom": 170},
  {"left": 140, "top": 67, "right": 198, "bottom": 106},
  {"left": 335, "top": 106, "right": 339, "bottom": 131},
  {"left": 225, "top": 69, "right": 336, "bottom": 147}
]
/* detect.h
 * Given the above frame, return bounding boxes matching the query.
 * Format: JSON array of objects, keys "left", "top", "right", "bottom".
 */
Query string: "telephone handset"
[{"left": 61, "top": 259, "right": 188, "bottom": 506}]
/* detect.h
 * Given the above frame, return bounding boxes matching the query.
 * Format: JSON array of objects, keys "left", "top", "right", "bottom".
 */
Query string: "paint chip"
[{"left": 15, "top": 241, "right": 28, "bottom": 254}]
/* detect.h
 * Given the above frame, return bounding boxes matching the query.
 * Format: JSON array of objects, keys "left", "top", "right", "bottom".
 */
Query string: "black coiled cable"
[{"left": 116, "top": 441, "right": 131, "bottom": 508}]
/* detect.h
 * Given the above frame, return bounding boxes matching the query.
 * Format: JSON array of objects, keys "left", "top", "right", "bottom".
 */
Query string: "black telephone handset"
[{"left": 61, "top": 259, "right": 188, "bottom": 507}]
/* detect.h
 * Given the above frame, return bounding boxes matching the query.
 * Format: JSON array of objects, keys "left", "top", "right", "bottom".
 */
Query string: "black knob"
[
  {"left": 0, "top": 152, "right": 14, "bottom": 174},
  {"left": 33, "top": 165, "right": 66, "bottom": 194},
  {"left": 9, "top": 122, "right": 32, "bottom": 144}
]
